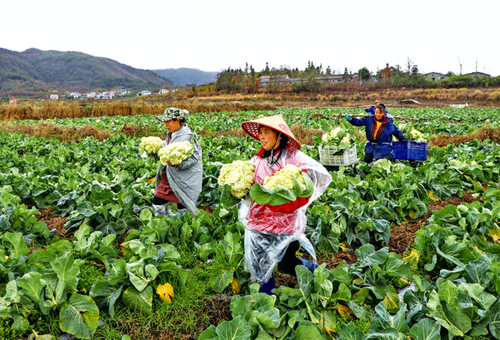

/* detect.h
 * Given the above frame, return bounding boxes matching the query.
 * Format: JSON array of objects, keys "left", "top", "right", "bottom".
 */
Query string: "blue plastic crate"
[{"left": 392, "top": 141, "right": 428, "bottom": 161}]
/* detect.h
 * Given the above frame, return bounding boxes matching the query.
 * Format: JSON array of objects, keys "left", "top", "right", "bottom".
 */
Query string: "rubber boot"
[
  {"left": 153, "top": 204, "right": 171, "bottom": 216},
  {"left": 300, "top": 259, "right": 319, "bottom": 272},
  {"left": 259, "top": 277, "right": 275, "bottom": 295}
]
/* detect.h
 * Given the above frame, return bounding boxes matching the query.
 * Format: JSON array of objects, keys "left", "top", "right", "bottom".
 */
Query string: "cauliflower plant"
[
  {"left": 139, "top": 136, "right": 163, "bottom": 154},
  {"left": 263, "top": 165, "right": 306, "bottom": 192},
  {"left": 158, "top": 141, "right": 194, "bottom": 165},
  {"left": 218, "top": 160, "right": 255, "bottom": 199}
]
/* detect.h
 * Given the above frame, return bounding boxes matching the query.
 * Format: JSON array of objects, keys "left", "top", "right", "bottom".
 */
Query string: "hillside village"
[{"left": 57, "top": 88, "right": 178, "bottom": 100}]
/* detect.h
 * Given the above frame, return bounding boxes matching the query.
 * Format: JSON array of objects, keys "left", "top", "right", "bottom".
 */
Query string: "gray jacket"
[{"left": 155, "top": 125, "right": 203, "bottom": 215}]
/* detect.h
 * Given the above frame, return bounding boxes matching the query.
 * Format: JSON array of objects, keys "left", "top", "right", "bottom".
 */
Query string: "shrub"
[{"left": 329, "top": 94, "right": 344, "bottom": 102}]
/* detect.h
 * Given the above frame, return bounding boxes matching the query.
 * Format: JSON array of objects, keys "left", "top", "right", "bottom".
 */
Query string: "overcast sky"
[{"left": 1, "top": 0, "right": 498, "bottom": 76}]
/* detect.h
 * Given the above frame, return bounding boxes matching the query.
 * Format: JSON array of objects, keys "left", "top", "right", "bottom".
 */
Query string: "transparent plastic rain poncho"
[{"left": 239, "top": 147, "right": 332, "bottom": 285}]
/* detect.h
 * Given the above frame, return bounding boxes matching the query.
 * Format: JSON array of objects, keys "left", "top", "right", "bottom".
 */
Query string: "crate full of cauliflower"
[{"left": 319, "top": 124, "right": 358, "bottom": 166}]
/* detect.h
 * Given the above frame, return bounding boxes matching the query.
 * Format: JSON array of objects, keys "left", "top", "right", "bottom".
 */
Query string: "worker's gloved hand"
[{"left": 344, "top": 114, "right": 352, "bottom": 121}]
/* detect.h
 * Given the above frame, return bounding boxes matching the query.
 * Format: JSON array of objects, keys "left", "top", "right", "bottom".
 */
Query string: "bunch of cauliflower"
[
  {"left": 321, "top": 125, "right": 355, "bottom": 156},
  {"left": 139, "top": 136, "right": 163, "bottom": 154},
  {"left": 263, "top": 165, "right": 307, "bottom": 192},
  {"left": 322, "top": 126, "right": 352, "bottom": 146},
  {"left": 218, "top": 160, "right": 255, "bottom": 199},
  {"left": 410, "top": 129, "right": 426, "bottom": 142},
  {"left": 399, "top": 124, "right": 426, "bottom": 143},
  {"left": 158, "top": 141, "right": 194, "bottom": 165}
]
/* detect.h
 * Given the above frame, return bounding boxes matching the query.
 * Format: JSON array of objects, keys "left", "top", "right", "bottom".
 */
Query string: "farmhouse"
[
  {"left": 258, "top": 75, "right": 290, "bottom": 86},
  {"left": 69, "top": 92, "right": 81, "bottom": 98},
  {"left": 139, "top": 90, "right": 152, "bottom": 96},
  {"left": 422, "top": 72, "right": 449, "bottom": 81},
  {"left": 464, "top": 72, "right": 491, "bottom": 78},
  {"left": 258, "top": 74, "right": 356, "bottom": 86},
  {"left": 49, "top": 94, "right": 59, "bottom": 100},
  {"left": 101, "top": 91, "right": 115, "bottom": 99}
]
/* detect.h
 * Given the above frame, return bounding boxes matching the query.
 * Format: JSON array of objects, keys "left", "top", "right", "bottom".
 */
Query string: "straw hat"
[{"left": 241, "top": 114, "right": 300, "bottom": 150}]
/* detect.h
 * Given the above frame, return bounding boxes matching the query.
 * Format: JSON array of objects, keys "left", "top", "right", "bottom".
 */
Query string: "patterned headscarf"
[{"left": 155, "top": 107, "right": 189, "bottom": 122}]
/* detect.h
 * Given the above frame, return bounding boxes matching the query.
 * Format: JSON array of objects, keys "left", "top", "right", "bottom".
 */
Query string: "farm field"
[{"left": 0, "top": 106, "right": 500, "bottom": 340}]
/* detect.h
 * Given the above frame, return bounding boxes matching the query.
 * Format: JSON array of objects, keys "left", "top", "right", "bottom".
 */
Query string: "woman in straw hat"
[
  {"left": 153, "top": 107, "right": 203, "bottom": 216},
  {"left": 240, "top": 114, "right": 332, "bottom": 294}
]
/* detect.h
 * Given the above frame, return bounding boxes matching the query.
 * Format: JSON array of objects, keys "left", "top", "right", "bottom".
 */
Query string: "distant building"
[
  {"left": 258, "top": 75, "right": 290, "bottom": 86},
  {"left": 258, "top": 74, "right": 349, "bottom": 86},
  {"left": 464, "top": 72, "right": 491, "bottom": 78},
  {"left": 69, "top": 92, "right": 81, "bottom": 98},
  {"left": 49, "top": 94, "right": 59, "bottom": 100},
  {"left": 158, "top": 89, "right": 169, "bottom": 94},
  {"left": 102, "top": 91, "right": 115, "bottom": 99},
  {"left": 87, "top": 92, "right": 97, "bottom": 98},
  {"left": 139, "top": 90, "right": 152, "bottom": 96},
  {"left": 422, "top": 72, "right": 449, "bottom": 81}
]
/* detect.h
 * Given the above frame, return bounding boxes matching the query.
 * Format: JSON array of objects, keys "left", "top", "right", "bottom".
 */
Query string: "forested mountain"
[
  {"left": 0, "top": 48, "right": 174, "bottom": 96},
  {"left": 153, "top": 68, "right": 217, "bottom": 86}
]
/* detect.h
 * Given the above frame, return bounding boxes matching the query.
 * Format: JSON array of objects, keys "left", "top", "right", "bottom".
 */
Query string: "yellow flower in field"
[
  {"left": 427, "top": 191, "right": 439, "bottom": 202},
  {"left": 230, "top": 278, "right": 241, "bottom": 294},
  {"left": 157, "top": 283, "right": 174, "bottom": 303}
]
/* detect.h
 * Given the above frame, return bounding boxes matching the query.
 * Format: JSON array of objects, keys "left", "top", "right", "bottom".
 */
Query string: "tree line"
[{"left": 215, "top": 61, "right": 500, "bottom": 93}]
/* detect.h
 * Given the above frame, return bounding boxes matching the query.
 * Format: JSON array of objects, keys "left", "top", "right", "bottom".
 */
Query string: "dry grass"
[
  {"left": 429, "top": 126, "right": 500, "bottom": 147},
  {"left": 0, "top": 122, "right": 111, "bottom": 142},
  {"left": 0, "top": 100, "right": 277, "bottom": 122}
]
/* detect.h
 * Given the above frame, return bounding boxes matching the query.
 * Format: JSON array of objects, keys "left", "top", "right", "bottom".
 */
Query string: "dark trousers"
[
  {"left": 277, "top": 241, "right": 302, "bottom": 276},
  {"left": 152, "top": 196, "right": 185, "bottom": 209}
]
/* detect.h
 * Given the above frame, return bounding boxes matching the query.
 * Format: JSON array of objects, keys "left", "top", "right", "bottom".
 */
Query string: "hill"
[
  {"left": 153, "top": 68, "right": 217, "bottom": 86},
  {"left": 0, "top": 48, "right": 174, "bottom": 97}
]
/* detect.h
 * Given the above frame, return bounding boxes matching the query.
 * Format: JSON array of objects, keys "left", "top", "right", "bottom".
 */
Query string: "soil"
[
  {"left": 321, "top": 248, "right": 358, "bottom": 269},
  {"left": 35, "top": 208, "right": 71, "bottom": 240},
  {"left": 275, "top": 271, "right": 298, "bottom": 288},
  {"left": 198, "top": 205, "right": 215, "bottom": 214},
  {"left": 201, "top": 295, "right": 233, "bottom": 327},
  {"left": 388, "top": 192, "right": 481, "bottom": 256}
]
